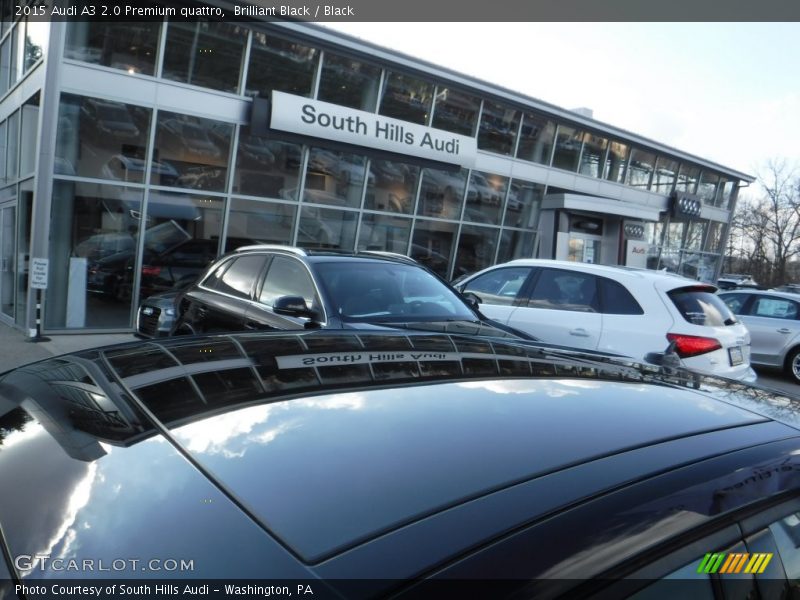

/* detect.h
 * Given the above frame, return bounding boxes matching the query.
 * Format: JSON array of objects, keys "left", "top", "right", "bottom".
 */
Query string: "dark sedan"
[{"left": 3, "top": 331, "right": 800, "bottom": 598}]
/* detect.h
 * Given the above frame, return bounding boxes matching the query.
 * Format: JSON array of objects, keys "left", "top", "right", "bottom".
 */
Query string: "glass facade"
[{"left": 2, "top": 19, "right": 742, "bottom": 333}]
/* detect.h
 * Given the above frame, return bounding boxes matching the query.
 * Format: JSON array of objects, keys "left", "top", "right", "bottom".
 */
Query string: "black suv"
[{"left": 171, "top": 245, "right": 525, "bottom": 339}]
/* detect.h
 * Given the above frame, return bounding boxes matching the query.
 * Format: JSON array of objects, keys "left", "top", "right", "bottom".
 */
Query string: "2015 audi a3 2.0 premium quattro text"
[{"left": 2, "top": 330, "right": 800, "bottom": 599}]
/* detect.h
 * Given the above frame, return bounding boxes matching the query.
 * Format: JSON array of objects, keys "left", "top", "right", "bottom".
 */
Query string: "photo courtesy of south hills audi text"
[{"left": 12, "top": 583, "right": 317, "bottom": 598}]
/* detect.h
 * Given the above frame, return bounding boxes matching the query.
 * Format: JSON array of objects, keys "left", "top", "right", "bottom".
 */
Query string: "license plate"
[
  {"left": 142, "top": 307, "right": 154, "bottom": 316},
  {"left": 729, "top": 346, "right": 744, "bottom": 366}
]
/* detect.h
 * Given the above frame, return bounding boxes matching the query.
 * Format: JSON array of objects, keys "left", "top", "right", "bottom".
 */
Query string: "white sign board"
[
  {"left": 270, "top": 91, "right": 477, "bottom": 168},
  {"left": 625, "top": 240, "right": 649, "bottom": 269},
  {"left": 30, "top": 257, "right": 49, "bottom": 289}
]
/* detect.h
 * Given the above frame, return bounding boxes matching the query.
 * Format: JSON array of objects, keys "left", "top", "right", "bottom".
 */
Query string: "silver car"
[{"left": 719, "top": 289, "right": 800, "bottom": 382}]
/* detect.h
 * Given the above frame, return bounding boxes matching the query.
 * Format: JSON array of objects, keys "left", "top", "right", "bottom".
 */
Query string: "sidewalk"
[{"left": 0, "top": 322, "right": 137, "bottom": 373}]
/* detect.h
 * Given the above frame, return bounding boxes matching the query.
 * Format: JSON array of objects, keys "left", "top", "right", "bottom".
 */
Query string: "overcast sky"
[{"left": 323, "top": 23, "right": 800, "bottom": 180}]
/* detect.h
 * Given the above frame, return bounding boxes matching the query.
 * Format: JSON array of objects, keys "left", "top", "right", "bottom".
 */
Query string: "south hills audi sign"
[{"left": 269, "top": 91, "right": 477, "bottom": 168}]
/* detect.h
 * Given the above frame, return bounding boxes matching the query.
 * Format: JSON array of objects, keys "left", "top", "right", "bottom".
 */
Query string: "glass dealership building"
[{"left": 0, "top": 4, "right": 754, "bottom": 335}]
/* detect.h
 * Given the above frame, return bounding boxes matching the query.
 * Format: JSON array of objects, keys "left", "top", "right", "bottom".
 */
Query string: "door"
[
  {"left": 0, "top": 202, "right": 16, "bottom": 323},
  {"left": 506, "top": 268, "right": 602, "bottom": 350},
  {"left": 741, "top": 294, "right": 800, "bottom": 367}
]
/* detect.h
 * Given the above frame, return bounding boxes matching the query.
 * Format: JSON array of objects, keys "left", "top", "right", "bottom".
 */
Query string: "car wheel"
[{"left": 786, "top": 347, "right": 800, "bottom": 383}]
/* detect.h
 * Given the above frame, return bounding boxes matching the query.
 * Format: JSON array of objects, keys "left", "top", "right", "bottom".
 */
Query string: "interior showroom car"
[
  {"left": 454, "top": 259, "right": 756, "bottom": 381},
  {"left": 719, "top": 288, "right": 800, "bottom": 383},
  {"left": 2, "top": 330, "right": 800, "bottom": 599},
  {"left": 162, "top": 245, "right": 526, "bottom": 341}
]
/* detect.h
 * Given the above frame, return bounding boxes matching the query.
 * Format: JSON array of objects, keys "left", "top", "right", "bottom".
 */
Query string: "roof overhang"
[{"left": 542, "top": 193, "right": 664, "bottom": 222}]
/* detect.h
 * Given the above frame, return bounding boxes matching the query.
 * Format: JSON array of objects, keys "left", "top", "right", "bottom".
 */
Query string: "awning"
[{"left": 542, "top": 193, "right": 665, "bottom": 222}]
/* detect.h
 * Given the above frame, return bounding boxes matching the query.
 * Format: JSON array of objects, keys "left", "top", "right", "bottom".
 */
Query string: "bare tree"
[{"left": 730, "top": 159, "right": 800, "bottom": 286}]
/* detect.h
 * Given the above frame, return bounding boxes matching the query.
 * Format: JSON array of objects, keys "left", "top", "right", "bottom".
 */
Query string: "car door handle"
[
  {"left": 778, "top": 328, "right": 792, "bottom": 334},
  {"left": 245, "top": 321, "right": 259, "bottom": 330},
  {"left": 569, "top": 328, "right": 590, "bottom": 337}
]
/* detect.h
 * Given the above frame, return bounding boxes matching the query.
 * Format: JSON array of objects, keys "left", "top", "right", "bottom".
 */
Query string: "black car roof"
[{"left": 3, "top": 331, "right": 799, "bottom": 571}]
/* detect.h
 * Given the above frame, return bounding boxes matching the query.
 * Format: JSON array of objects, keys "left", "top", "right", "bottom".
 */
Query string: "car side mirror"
[
  {"left": 273, "top": 295, "right": 316, "bottom": 319},
  {"left": 461, "top": 291, "right": 481, "bottom": 310}
]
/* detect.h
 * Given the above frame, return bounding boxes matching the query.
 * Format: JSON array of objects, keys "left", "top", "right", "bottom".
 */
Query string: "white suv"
[{"left": 455, "top": 259, "right": 756, "bottom": 381}]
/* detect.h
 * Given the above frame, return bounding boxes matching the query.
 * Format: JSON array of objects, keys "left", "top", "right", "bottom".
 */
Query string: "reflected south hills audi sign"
[{"left": 269, "top": 91, "right": 477, "bottom": 168}]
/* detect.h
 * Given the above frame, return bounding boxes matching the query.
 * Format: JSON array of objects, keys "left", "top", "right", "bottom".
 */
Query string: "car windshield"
[{"left": 315, "top": 262, "right": 476, "bottom": 322}]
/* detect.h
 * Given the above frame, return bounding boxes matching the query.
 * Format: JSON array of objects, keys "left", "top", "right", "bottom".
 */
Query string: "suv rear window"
[{"left": 669, "top": 286, "right": 737, "bottom": 327}]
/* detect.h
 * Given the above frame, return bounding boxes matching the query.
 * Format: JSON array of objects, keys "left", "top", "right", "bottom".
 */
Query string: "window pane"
[
  {"left": 317, "top": 52, "right": 380, "bottom": 112},
  {"left": 65, "top": 22, "right": 160, "bottom": 75},
  {"left": 162, "top": 22, "right": 247, "bottom": 93},
  {"left": 379, "top": 72, "right": 433, "bottom": 125},
  {"left": 139, "top": 191, "right": 223, "bottom": 299},
  {"left": 503, "top": 180, "right": 543, "bottom": 230},
  {"left": 453, "top": 224, "right": 499, "bottom": 279},
  {"left": 260, "top": 256, "right": 316, "bottom": 308},
  {"left": 578, "top": 133, "right": 607, "bottom": 178},
  {"left": 304, "top": 148, "right": 367, "bottom": 208},
  {"left": 365, "top": 159, "right": 420, "bottom": 214},
  {"left": 0, "top": 39, "right": 9, "bottom": 97},
  {"left": 464, "top": 171, "right": 508, "bottom": 225},
  {"left": 5, "top": 110, "right": 17, "bottom": 181},
  {"left": 627, "top": 147, "right": 656, "bottom": 188},
  {"left": 46, "top": 182, "right": 143, "bottom": 329},
  {"left": 752, "top": 297, "right": 798, "bottom": 319},
  {"left": 24, "top": 21, "right": 47, "bottom": 71},
  {"left": 517, "top": 112, "right": 555, "bottom": 165},
  {"left": 216, "top": 255, "right": 265, "bottom": 299},
  {"left": 675, "top": 164, "right": 700, "bottom": 194},
  {"left": 431, "top": 87, "right": 480, "bottom": 136},
  {"left": 497, "top": 229, "right": 536, "bottom": 263},
  {"left": 224, "top": 198, "right": 296, "bottom": 253},
  {"left": 685, "top": 221, "right": 706, "bottom": 250},
  {"left": 416, "top": 167, "right": 467, "bottom": 220},
  {"left": 56, "top": 94, "right": 152, "bottom": 183},
  {"left": 246, "top": 33, "right": 318, "bottom": 98},
  {"left": 463, "top": 267, "right": 531, "bottom": 306},
  {"left": 296, "top": 206, "right": 357, "bottom": 250},
  {"left": 233, "top": 129, "right": 302, "bottom": 199},
  {"left": 410, "top": 219, "right": 457, "bottom": 278},
  {"left": 0, "top": 121, "right": 6, "bottom": 183},
  {"left": 697, "top": 171, "right": 720, "bottom": 204},
  {"left": 719, "top": 180, "right": 736, "bottom": 210},
  {"left": 478, "top": 101, "right": 520, "bottom": 156},
  {"left": 604, "top": 141, "right": 629, "bottom": 183},
  {"left": 652, "top": 156, "right": 678, "bottom": 195},
  {"left": 154, "top": 111, "right": 231, "bottom": 191},
  {"left": 528, "top": 269, "right": 598, "bottom": 312},
  {"left": 19, "top": 93, "right": 38, "bottom": 176},
  {"left": 705, "top": 221, "right": 725, "bottom": 252},
  {"left": 598, "top": 278, "right": 643, "bottom": 315},
  {"left": 357, "top": 213, "right": 412, "bottom": 253},
  {"left": 552, "top": 125, "right": 583, "bottom": 172}
]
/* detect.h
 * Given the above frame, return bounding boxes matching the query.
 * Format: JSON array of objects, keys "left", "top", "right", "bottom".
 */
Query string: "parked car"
[
  {"left": 455, "top": 259, "right": 756, "bottom": 381},
  {"left": 136, "top": 278, "right": 196, "bottom": 338},
  {"left": 171, "top": 246, "right": 526, "bottom": 340},
  {"left": 3, "top": 330, "right": 800, "bottom": 596},
  {"left": 719, "top": 289, "right": 800, "bottom": 383}
]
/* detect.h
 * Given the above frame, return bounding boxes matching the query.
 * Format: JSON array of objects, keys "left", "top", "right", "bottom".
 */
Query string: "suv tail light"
[
  {"left": 667, "top": 333, "right": 722, "bottom": 358},
  {"left": 142, "top": 265, "right": 161, "bottom": 277}
]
